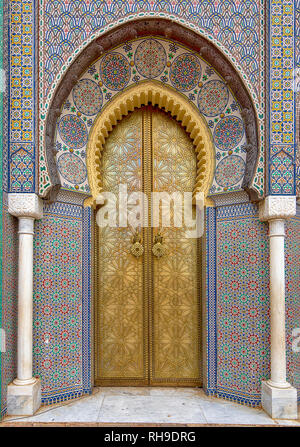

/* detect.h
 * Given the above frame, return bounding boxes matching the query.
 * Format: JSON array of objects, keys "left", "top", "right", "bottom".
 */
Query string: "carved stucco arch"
[
  {"left": 45, "top": 18, "right": 259, "bottom": 202},
  {"left": 85, "top": 81, "right": 214, "bottom": 207}
]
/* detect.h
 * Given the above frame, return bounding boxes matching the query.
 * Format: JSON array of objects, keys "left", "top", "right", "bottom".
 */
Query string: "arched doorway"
[
  {"left": 95, "top": 106, "right": 202, "bottom": 386},
  {"left": 42, "top": 23, "right": 261, "bottom": 407}
]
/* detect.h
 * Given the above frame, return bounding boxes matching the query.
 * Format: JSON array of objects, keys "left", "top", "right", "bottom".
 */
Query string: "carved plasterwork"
[
  {"left": 85, "top": 81, "right": 214, "bottom": 207},
  {"left": 8, "top": 194, "right": 44, "bottom": 220},
  {"left": 259, "top": 196, "right": 296, "bottom": 222}
]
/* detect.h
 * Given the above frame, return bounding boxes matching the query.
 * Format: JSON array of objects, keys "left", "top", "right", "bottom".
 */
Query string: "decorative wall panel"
[
  {"left": 296, "top": 1, "right": 300, "bottom": 69},
  {"left": 1, "top": 0, "right": 8, "bottom": 193},
  {"left": 1, "top": 203, "right": 18, "bottom": 418},
  {"left": 8, "top": 0, "right": 36, "bottom": 192},
  {"left": 206, "top": 202, "right": 271, "bottom": 407},
  {"left": 33, "top": 197, "right": 92, "bottom": 404},
  {"left": 286, "top": 214, "right": 300, "bottom": 395},
  {"left": 53, "top": 38, "right": 248, "bottom": 196},
  {"left": 40, "top": 0, "right": 263, "bottom": 100},
  {"left": 0, "top": 0, "right": 4, "bottom": 415},
  {"left": 296, "top": 0, "right": 300, "bottom": 196},
  {"left": 268, "top": 0, "right": 296, "bottom": 195},
  {"left": 39, "top": 0, "right": 265, "bottom": 199}
]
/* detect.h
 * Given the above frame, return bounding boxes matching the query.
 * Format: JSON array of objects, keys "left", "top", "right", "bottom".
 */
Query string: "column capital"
[
  {"left": 8, "top": 193, "right": 43, "bottom": 220},
  {"left": 259, "top": 195, "right": 296, "bottom": 222}
]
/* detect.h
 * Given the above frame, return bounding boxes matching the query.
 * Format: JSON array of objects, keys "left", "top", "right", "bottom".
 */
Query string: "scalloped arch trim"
[{"left": 85, "top": 81, "right": 214, "bottom": 207}]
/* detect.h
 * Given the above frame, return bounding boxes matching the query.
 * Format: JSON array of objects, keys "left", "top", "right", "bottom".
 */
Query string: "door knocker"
[
  {"left": 152, "top": 232, "right": 166, "bottom": 258},
  {"left": 130, "top": 230, "right": 144, "bottom": 258}
]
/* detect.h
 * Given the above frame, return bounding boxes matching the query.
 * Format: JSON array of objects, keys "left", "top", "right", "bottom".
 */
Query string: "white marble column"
[
  {"left": 259, "top": 195, "right": 297, "bottom": 419},
  {"left": 7, "top": 193, "right": 43, "bottom": 416}
]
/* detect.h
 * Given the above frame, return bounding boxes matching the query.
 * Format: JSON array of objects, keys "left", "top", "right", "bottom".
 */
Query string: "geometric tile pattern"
[
  {"left": 2, "top": 0, "right": 9, "bottom": 193},
  {"left": 296, "top": 3, "right": 300, "bottom": 196},
  {"left": 270, "top": 149, "right": 294, "bottom": 194},
  {"left": 297, "top": 1, "right": 300, "bottom": 69},
  {"left": 216, "top": 209, "right": 270, "bottom": 406},
  {"left": 54, "top": 38, "right": 248, "bottom": 196},
  {"left": 297, "top": 94, "right": 300, "bottom": 196},
  {"left": 10, "top": 144, "right": 34, "bottom": 192},
  {"left": 206, "top": 202, "right": 271, "bottom": 407},
  {"left": 269, "top": 0, "right": 296, "bottom": 194},
  {"left": 285, "top": 215, "right": 300, "bottom": 396},
  {"left": 32, "top": 201, "right": 92, "bottom": 405},
  {"left": 1, "top": 205, "right": 18, "bottom": 418},
  {"left": 38, "top": 0, "right": 265, "bottom": 198},
  {"left": 205, "top": 207, "right": 217, "bottom": 395},
  {"left": 6, "top": 1, "right": 295, "bottom": 196},
  {"left": 2, "top": 196, "right": 299, "bottom": 413},
  {"left": 8, "top": 0, "right": 36, "bottom": 192},
  {"left": 40, "top": 0, "right": 263, "bottom": 99},
  {"left": 0, "top": 0, "right": 3, "bottom": 414}
]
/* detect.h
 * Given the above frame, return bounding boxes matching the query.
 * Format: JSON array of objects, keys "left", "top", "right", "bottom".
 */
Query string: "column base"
[
  {"left": 261, "top": 380, "right": 298, "bottom": 419},
  {"left": 7, "top": 378, "right": 41, "bottom": 416}
]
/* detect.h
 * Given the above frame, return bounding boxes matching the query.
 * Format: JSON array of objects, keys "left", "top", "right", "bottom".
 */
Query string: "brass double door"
[{"left": 95, "top": 106, "right": 202, "bottom": 386}]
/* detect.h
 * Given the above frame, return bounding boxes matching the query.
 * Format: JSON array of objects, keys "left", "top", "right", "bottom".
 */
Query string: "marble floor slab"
[{"left": 2, "top": 387, "right": 300, "bottom": 426}]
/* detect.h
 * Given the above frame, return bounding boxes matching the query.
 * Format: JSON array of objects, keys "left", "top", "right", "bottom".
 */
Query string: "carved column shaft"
[
  {"left": 268, "top": 218, "right": 287, "bottom": 386},
  {"left": 259, "top": 196, "right": 298, "bottom": 419},
  {"left": 16, "top": 217, "right": 35, "bottom": 384}
]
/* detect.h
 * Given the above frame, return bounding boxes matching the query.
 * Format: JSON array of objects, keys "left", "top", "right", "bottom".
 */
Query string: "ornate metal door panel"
[
  {"left": 95, "top": 107, "right": 201, "bottom": 386},
  {"left": 150, "top": 110, "right": 201, "bottom": 385},
  {"left": 96, "top": 111, "right": 148, "bottom": 385}
]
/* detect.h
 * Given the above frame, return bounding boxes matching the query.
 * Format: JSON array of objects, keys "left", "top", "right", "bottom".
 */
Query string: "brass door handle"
[
  {"left": 130, "top": 230, "right": 144, "bottom": 257},
  {"left": 152, "top": 232, "right": 166, "bottom": 258}
]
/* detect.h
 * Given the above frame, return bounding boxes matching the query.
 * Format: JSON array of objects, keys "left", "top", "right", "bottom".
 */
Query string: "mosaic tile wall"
[
  {"left": 296, "top": 1, "right": 300, "bottom": 196},
  {"left": 41, "top": 0, "right": 263, "bottom": 101},
  {"left": 32, "top": 195, "right": 92, "bottom": 404},
  {"left": 1, "top": 198, "right": 299, "bottom": 413},
  {"left": 216, "top": 203, "right": 270, "bottom": 406},
  {"left": 286, "top": 213, "right": 300, "bottom": 393},
  {"left": 0, "top": 0, "right": 3, "bottom": 416},
  {"left": 2, "top": 0, "right": 8, "bottom": 194},
  {"left": 1, "top": 204, "right": 18, "bottom": 418},
  {"left": 206, "top": 201, "right": 300, "bottom": 406},
  {"left": 54, "top": 37, "right": 248, "bottom": 196},
  {"left": 38, "top": 0, "right": 266, "bottom": 199},
  {"left": 268, "top": 0, "right": 296, "bottom": 195},
  {"left": 205, "top": 202, "right": 271, "bottom": 407},
  {"left": 297, "top": 1, "right": 300, "bottom": 69},
  {"left": 8, "top": 0, "right": 36, "bottom": 193},
  {"left": 5, "top": 1, "right": 297, "bottom": 201}
]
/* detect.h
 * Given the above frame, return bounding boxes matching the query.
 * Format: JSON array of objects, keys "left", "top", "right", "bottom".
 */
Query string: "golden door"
[{"left": 95, "top": 106, "right": 201, "bottom": 386}]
